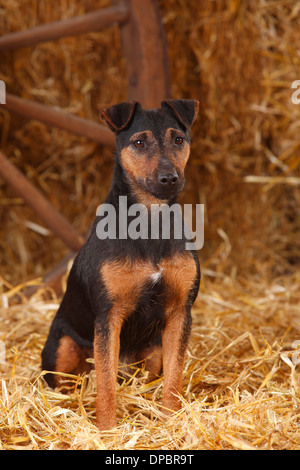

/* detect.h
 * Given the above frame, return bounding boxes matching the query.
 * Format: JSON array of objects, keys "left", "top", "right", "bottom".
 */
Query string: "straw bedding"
[{"left": 0, "top": 0, "right": 300, "bottom": 450}]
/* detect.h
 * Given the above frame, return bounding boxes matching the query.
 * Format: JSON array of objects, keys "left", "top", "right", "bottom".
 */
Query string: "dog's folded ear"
[
  {"left": 100, "top": 101, "right": 140, "bottom": 133},
  {"left": 161, "top": 99, "right": 199, "bottom": 130}
]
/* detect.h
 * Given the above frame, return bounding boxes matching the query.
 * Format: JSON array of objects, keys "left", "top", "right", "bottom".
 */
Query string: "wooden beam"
[
  {"left": 23, "top": 251, "right": 76, "bottom": 298},
  {"left": 4, "top": 94, "right": 115, "bottom": 146},
  {"left": 114, "top": 0, "right": 170, "bottom": 109},
  {"left": 0, "top": 5, "right": 129, "bottom": 51},
  {"left": 0, "top": 150, "right": 85, "bottom": 252}
]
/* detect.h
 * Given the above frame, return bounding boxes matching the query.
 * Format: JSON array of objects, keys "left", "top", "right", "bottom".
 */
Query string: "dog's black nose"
[{"left": 158, "top": 171, "right": 179, "bottom": 187}]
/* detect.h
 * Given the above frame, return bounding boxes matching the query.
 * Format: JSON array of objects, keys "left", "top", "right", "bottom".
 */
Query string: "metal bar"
[
  {"left": 0, "top": 150, "right": 85, "bottom": 252},
  {"left": 0, "top": 4, "right": 129, "bottom": 51},
  {"left": 4, "top": 94, "right": 115, "bottom": 146}
]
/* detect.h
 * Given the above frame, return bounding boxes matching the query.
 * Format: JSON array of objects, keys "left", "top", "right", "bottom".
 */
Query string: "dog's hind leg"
[
  {"left": 136, "top": 343, "right": 163, "bottom": 380},
  {"left": 42, "top": 319, "right": 93, "bottom": 389}
]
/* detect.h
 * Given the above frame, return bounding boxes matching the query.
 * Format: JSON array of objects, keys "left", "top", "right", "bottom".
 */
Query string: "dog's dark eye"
[
  {"left": 133, "top": 140, "right": 144, "bottom": 148},
  {"left": 175, "top": 136, "right": 183, "bottom": 145}
]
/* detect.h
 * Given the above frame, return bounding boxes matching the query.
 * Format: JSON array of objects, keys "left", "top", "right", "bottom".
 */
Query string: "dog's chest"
[{"left": 100, "top": 252, "right": 197, "bottom": 312}]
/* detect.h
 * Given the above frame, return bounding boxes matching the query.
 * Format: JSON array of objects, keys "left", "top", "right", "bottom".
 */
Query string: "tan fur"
[
  {"left": 100, "top": 257, "right": 156, "bottom": 307},
  {"left": 131, "top": 184, "right": 167, "bottom": 207},
  {"left": 163, "top": 127, "right": 191, "bottom": 175},
  {"left": 94, "top": 319, "right": 122, "bottom": 430},
  {"left": 120, "top": 131, "right": 159, "bottom": 183},
  {"left": 55, "top": 335, "right": 92, "bottom": 388},
  {"left": 159, "top": 251, "right": 197, "bottom": 310},
  {"left": 161, "top": 313, "right": 187, "bottom": 413},
  {"left": 159, "top": 252, "right": 197, "bottom": 412}
]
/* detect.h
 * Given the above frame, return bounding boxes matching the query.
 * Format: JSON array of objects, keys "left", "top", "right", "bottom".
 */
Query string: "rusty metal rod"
[
  {"left": 0, "top": 150, "right": 84, "bottom": 252},
  {"left": 0, "top": 5, "right": 129, "bottom": 51},
  {"left": 4, "top": 94, "right": 115, "bottom": 146}
]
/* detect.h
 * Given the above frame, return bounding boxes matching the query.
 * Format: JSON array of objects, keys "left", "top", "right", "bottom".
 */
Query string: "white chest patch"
[{"left": 150, "top": 267, "right": 164, "bottom": 284}]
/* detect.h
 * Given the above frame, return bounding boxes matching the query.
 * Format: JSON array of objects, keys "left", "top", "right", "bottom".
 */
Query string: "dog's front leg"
[
  {"left": 161, "top": 309, "right": 192, "bottom": 414},
  {"left": 94, "top": 316, "right": 122, "bottom": 430}
]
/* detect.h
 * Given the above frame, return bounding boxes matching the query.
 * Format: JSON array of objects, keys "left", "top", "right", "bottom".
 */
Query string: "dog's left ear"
[
  {"left": 161, "top": 99, "right": 199, "bottom": 130},
  {"left": 100, "top": 101, "right": 140, "bottom": 133}
]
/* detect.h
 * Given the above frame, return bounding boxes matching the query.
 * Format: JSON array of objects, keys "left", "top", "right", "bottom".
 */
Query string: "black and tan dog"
[{"left": 42, "top": 99, "right": 200, "bottom": 430}]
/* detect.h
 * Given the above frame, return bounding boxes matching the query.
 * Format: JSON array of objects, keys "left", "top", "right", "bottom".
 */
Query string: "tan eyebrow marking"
[
  {"left": 164, "top": 128, "right": 186, "bottom": 141},
  {"left": 129, "top": 130, "right": 155, "bottom": 144}
]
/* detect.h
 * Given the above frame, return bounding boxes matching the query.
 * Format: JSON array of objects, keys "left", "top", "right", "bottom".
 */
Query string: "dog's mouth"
[{"left": 142, "top": 176, "right": 185, "bottom": 201}]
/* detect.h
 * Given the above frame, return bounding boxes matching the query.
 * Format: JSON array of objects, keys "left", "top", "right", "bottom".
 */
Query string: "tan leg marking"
[
  {"left": 94, "top": 316, "right": 122, "bottom": 430},
  {"left": 159, "top": 252, "right": 197, "bottom": 413},
  {"left": 95, "top": 257, "right": 159, "bottom": 430}
]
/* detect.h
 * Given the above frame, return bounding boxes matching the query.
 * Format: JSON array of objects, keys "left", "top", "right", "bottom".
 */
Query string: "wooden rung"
[
  {"left": 4, "top": 93, "right": 115, "bottom": 146},
  {"left": 23, "top": 251, "right": 76, "bottom": 298},
  {"left": 0, "top": 4, "right": 129, "bottom": 51},
  {"left": 0, "top": 150, "right": 85, "bottom": 252}
]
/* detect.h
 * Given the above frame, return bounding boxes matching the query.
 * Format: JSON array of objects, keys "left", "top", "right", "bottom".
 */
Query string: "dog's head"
[{"left": 100, "top": 99, "right": 199, "bottom": 203}]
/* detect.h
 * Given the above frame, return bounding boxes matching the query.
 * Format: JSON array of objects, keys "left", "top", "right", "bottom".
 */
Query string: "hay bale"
[{"left": 0, "top": 0, "right": 298, "bottom": 283}]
